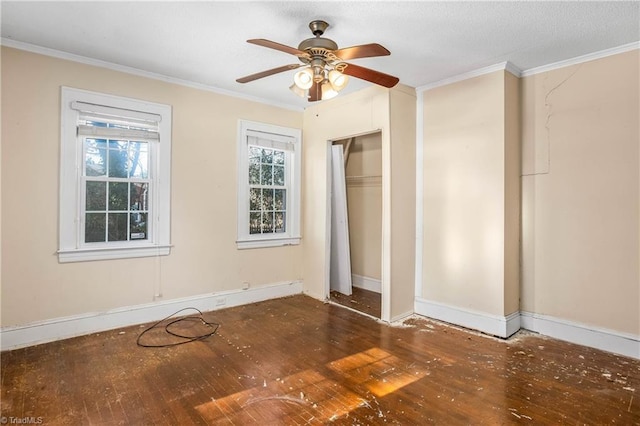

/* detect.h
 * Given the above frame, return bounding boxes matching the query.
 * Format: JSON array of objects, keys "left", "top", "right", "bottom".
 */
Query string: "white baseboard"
[
  {"left": 0, "top": 280, "right": 303, "bottom": 351},
  {"left": 413, "top": 297, "right": 639, "bottom": 359},
  {"left": 414, "top": 297, "right": 520, "bottom": 338},
  {"left": 351, "top": 274, "right": 381, "bottom": 293},
  {"left": 520, "top": 311, "right": 640, "bottom": 360}
]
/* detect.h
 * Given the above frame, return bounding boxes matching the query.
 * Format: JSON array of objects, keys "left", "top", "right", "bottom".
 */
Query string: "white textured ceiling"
[{"left": 2, "top": 1, "right": 639, "bottom": 109}]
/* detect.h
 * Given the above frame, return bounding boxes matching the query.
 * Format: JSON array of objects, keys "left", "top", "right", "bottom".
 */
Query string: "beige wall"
[
  {"left": 1, "top": 47, "right": 303, "bottom": 326},
  {"left": 6, "top": 41, "right": 635, "bottom": 344},
  {"left": 343, "top": 133, "right": 382, "bottom": 281},
  {"left": 521, "top": 50, "right": 639, "bottom": 335},
  {"left": 421, "top": 70, "right": 518, "bottom": 317},
  {"left": 504, "top": 72, "right": 521, "bottom": 315},
  {"left": 389, "top": 88, "right": 417, "bottom": 319}
]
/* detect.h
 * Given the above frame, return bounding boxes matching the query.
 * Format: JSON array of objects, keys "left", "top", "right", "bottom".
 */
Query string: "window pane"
[
  {"left": 274, "top": 189, "right": 286, "bottom": 210},
  {"left": 274, "top": 212, "right": 286, "bottom": 233},
  {"left": 249, "top": 212, "right": 261, "bottom": 234},
  {"left": 249, "top": 188, "right": 261, "bottom": 211},
  {"left": 109, "top": 182, "right": 128, "bottom": 210},
  {"left": 261, "top": 189, "right": 274, "bottom": 211},
  {"left": 85, "top": 139, "right": 107, "bottom": 176},
  {"left": 108, "top": 213, "right": 128, "bottom": 241},
  {"left": 274, "top": 165, "right": 285, "bottom": 186},
  {"left": 130, "top": 183, "right": 148, "bottom": 211},
  {"left": 128, "top": 142, "right": 148, "bottom": 179},
  {"left": 261, "top": 164, "right": 273, "bottom": 185},
  {"left": 109, "top": 140, "right": 129, "bottom": 178},
  {"left": 85, "top": 213, "right": 106, "bottom": 242},
  {"left": 130, "top": 212, "right": 147, "bottom": 240},
  {"left": 261, "top": 149, "right": 273, "bottom": 164},
  {"left": 273, "top": 150, "right": 285, "bottom": 165},
  {"left": 86, "top": 181, "right": 106, "bottom": 211},
  {"left": 249, "top": 164, "right": 260, "bottom": 185},
  {"left": 262, "top": 211, "right": 274, "bottom": 233},
  {"left": 109, "top": 140, "right": 128, "bottom": 149},
  {"left": 249, "top": 147, "right": 261, "bottom": 164}
]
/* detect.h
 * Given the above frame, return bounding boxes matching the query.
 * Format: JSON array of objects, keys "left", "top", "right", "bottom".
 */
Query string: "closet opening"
[{"left": 329, "top": 132, "right": 382, "bottom": 318}]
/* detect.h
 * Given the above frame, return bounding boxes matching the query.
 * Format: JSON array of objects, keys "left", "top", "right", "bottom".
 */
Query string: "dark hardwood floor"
[
  {"left": 1, "top": 295, "right": 639, "bottom": 425},
  {"left": 330, "top": 287, "right": 381, "bottom": 318}
]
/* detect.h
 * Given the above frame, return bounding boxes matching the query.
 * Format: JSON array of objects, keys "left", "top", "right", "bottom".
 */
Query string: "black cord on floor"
[{"left": 136, "top": 307, "right": 220, "bottom": 348}]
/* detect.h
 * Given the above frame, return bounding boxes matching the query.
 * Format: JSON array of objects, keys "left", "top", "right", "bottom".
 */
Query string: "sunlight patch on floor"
[{"left": 195, "top": 347, "right": 428, "bottom": 423}]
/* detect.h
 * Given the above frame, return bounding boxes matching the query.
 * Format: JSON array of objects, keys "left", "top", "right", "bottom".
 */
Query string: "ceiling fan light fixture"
[
  {"left": 293, "top": 67, "right": 314, "bottom": 90},
  {"left": 321, "top": 81, "right": 338, "bottom": 100},
  {"left": 328, "top": 69, "right": 349, "bottom": 91}
]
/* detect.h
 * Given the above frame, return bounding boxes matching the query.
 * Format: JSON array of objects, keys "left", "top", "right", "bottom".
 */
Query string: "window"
[
  {"left": 59, "top": 87, "right": 172, "bottom": 262},
  {"left": 237, "top": 120, "right": 301, "bottom": 249}
]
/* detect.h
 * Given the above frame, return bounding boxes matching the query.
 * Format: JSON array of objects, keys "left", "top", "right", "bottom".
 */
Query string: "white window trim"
[
  {"left": 237, "top": 120, "right": 301, "bottom": 249},
  {"left": 59, "top": 87, "right": 172, "bottom": 262}
]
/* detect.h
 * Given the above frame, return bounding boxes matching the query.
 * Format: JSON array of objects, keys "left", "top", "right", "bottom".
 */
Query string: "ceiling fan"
[{"left": 236, "top": 20, "right": 399, "bottom": 102}]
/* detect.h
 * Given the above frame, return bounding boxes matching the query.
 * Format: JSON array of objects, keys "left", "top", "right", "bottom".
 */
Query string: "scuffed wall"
[{"left": 521, "top": 50, "right": 640, "bottom": 335}]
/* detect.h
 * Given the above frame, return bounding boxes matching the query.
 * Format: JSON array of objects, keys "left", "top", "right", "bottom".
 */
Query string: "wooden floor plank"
[
  {"left": 330, "top": 287, "right": 381, "bottom": 318},
  {"left": 1, "top": 295, "right": 639, "bottom": 425}
]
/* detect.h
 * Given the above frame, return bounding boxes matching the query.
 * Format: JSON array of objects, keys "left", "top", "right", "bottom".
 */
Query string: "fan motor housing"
[
  {"left": 297, "top": 20, "right": 339, "bottom": 65},
  {"left": 298, "top": 37, "right": 338, "bottom": 52}
]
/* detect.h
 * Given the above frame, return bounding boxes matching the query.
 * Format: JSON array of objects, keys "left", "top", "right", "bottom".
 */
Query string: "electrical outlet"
[
  {"left": 215, "top": 297, "right": 227, "bottom": 306},
  {"left": 242, "top": 282, "right": 250, "bottom": 290}
]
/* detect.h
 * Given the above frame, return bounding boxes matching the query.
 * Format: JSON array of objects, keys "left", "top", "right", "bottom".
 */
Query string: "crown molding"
[
  {"left": 416, "top": 41, "right": 639, "bottom": 92},
  {"left": 4, "top": 37, "right": 638, "bottom": 106},
  {"left": 1, "top": 38, "right": 304, "bottom": 112},
  {"left": 416, "top": 61, "right": 521, "bottom": 93},
  {"left": 520, "top": 41, "right": 640, "bottom": 77}
]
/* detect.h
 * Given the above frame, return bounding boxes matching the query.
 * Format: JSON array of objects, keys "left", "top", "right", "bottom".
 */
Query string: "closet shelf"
[{"left": 346, "top": 175, "right": 382, "bottom": 187}]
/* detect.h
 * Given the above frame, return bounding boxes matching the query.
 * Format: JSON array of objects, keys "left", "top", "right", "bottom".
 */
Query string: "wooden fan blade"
[
  {"left": 308, "top": 80, "right": 321, "bottom": 102},
  {"left": 341, "top": 63, "right": 399, "bottom": 88},
  {"left": 247, "top": 39, "right": 306, "bottom": 56},
  {"left": 236, "top": 64, "right": 303, "bottom": 83},
  {"left": 333, "top": 43, "right": 390, "bottom": 60}
]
